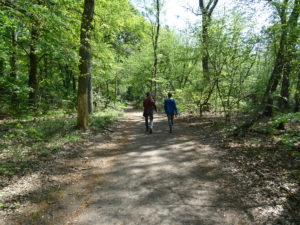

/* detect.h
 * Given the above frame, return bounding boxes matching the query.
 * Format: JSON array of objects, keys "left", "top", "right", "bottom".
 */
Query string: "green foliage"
[
  {"left": 0, "top": 202, "right": 6, "bottom": 208},
  {"left": 0, "top": 108, "right": 121, "bottom": 177},
  {"left": 271, "top": 113, "right": 300, "bottom": 148},
  {"left": 272, "top": 113, "right": 300, "bottom": 127},
  {"left": 90, "top": 110, "right": 123, "bottom": 131},
  {"left": 0, "top": 0, "right": 298, "bottom": 119}
]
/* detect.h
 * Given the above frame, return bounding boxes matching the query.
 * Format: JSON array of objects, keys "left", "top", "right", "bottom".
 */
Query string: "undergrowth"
[
  {"left": 0, "top": 109, "right": 123, "bottom": 177},
  {"left": 219, "top": 112, "right": 300, "bottom": 181}
]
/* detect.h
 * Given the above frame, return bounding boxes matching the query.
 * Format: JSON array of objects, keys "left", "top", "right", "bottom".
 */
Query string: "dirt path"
[{"left": 2, "top": 111, "right": 254, "bottom": 225}]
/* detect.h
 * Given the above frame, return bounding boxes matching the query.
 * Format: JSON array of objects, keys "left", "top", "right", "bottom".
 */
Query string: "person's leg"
[
  {"left": 149, "top": 113, "right": 153, "bottom": 133},
  {"left": 167, "top": 114, "right": 172, "bottom": 133},
  {"left": 145, "top": 115, "right": 149, "bottom": 131},
  {"left": 170, "top": 114, "right": 174, "bottom": 126},
  {"left": 170, "top": 114, "right": 175, "bottom": 133},
  {"left": 167, "top": 114, "right": 171, "bottom": 126}
]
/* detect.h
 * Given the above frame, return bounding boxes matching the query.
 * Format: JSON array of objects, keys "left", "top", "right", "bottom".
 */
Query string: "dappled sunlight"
[
  {"left": 0, "top": 173, "right": 44, "bottom": 203},
  {"left": 2, "top": 111, "right": 281, "bottom": 225},
  {"left": 68, "top": 112, "right": 252, "bottom": 224}
]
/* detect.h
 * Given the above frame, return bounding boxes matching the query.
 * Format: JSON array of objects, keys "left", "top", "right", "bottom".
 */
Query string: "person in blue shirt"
[{"left": 164, "top": 92, "right": 178, "bottom": 133}]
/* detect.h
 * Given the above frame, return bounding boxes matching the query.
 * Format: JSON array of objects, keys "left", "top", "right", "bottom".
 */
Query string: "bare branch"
[
  {"left": 208, "top": 0, "right": 218, "bottom": 17},
  {"left": 182, "top": 5, "right": 201, "bottom": 16}
]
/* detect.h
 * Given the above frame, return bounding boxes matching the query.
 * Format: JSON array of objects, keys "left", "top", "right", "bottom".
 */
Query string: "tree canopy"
[{"left": 0, "top": 0, "right": 299, "bottom": 124}]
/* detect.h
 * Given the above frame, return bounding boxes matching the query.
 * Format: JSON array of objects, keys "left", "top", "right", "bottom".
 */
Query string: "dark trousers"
[
  {"left": 145, "top": 113, "right": 154, "bottom": 129},
  {"left": 167, "top": 114, "right": 174, "bottom": 127}
]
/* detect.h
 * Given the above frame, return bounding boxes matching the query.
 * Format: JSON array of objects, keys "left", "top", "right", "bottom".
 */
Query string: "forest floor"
[{"left": 0, "top": 110, "right": 299, "bottom": 225}]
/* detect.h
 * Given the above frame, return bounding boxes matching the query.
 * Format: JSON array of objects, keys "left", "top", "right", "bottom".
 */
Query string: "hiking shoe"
[
  {"left": 149, "top": 128, "right": 152, "bottom": 134},
  {"left": 146, "top": 126, "right": 149, "bottom": 132}
]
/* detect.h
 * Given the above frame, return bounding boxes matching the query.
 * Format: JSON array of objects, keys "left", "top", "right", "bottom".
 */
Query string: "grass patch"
[
  {"left": 0, "top": 109, "right": 122, "bottom": 177},
  {"left": 0, "top": 202, "right": 6, "bottom": 208},
  {"left": 90, "top": 110, "right": 123, "bottom": 132}
]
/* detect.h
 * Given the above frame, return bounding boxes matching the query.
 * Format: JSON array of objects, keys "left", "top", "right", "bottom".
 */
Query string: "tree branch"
[
  {"left": 208, "top": 0, "right": 218, "bottom": 17},
  {"left": 1, "top": 33, "right": 30, "bottom": 56}
]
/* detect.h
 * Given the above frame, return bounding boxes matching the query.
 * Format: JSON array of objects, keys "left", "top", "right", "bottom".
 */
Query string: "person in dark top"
[
  {"left": 164, "top": 92, "right": 178, "bottom": 133},
  {"left": 143, "top": 92, "right": 157, "bottom": 134}
]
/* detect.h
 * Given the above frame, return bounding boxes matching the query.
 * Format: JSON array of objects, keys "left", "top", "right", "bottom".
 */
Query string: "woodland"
[{"left": 0, "top": 0, "right": 299, "bottom": 224}]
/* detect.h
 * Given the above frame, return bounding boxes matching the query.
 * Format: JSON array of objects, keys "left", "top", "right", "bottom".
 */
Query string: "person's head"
[
  {"left": 168, "top": 92, "right": 172, "bottom": 98},
  {"left": 146, "top": 92, "right": 151, "bottom": 97}
]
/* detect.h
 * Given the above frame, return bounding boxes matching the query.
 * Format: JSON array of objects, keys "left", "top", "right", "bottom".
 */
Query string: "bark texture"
[
  {"left": 263, "top": 0, "right": 300, "bottom": 116},
  {"left": 199, "top": 0, "right": 218, "bottom": 80},
  {"left": 77, "top": 0, "right": 95, "bottom": 129}
]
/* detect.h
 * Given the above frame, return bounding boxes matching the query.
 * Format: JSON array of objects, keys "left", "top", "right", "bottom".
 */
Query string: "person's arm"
[
  {"left": 174, "top": 99, "right": 178, "bottom": 115},
  {"left": 153, "top": 100, "right": 157, "bottom": 112}
]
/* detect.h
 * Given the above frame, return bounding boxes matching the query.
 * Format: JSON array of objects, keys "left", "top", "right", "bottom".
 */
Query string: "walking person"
[
  {"left": 164, "top": 92, "right": 178, "bottom": 133},
  {"left": 143, "top": 92, "right": 157, "bottom": 134}
]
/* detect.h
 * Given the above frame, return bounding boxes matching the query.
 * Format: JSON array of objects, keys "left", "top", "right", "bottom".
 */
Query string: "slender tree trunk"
[
  {"left": 88, "top": 75, "right": 93, "bottom": 113},
  {"left": 72, "top": 72, "right": 76, "bottom": 92},
  {"left": 28, "top": 23, "right": 39, "bottom": 108},
  {"left": 263, "top": 0, "right": 300, "bottom": 116},
  {"left": 262, "top": 28, "right": 287, "bottom": 116},
  {"left": 10, "top": 29, "right": 18, "bottom": 106},
  {"left": 77, "top": 0, "right": 95, "bottom": 129},
  {"left": 199, "top": 0, "right": 218, "bottom": 79},
  {"left": 233, "top": 1, "right": 284, "bottom": 135},
  {"left": 198, "top": 0, "right": 218, "bottom": 106},
  {"left": 0, "top": 58, "right": 4, "bottom": 77},
  {"left": 280, "top": 62, "right": 291, "bottom": 111},
  {"left": 202, "top": 19, "right": 209, "bottom": 80},
  {"left": 150, "top": 0, "right": 160, "bottom": 97},
  {"left": 43, "top": 56, "right": 49, "bottom": 79},
  {"left": 279, "top": 0, "right": 300, "bottom": 111},
  {"left": 294, "top": 70, "right": 300, "bottom": 112},
  {"left": 114, "top": 75, "right": 117, "bottom": 106},
  {"left": 10, "top": 29, "right": 18, "bottom": 80}
]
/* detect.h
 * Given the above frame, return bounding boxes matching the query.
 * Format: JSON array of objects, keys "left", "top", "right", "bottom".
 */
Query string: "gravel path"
[
  {"left": 1, "top": 111, "right": 255, "bottom": 225},
  {"left": 70, "top": 112, "right": 253, "bottom": 225}
]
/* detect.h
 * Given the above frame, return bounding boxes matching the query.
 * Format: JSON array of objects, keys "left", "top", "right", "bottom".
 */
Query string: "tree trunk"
[
  {"left": 88, "top": 75, "right": 93, "bottom": 114},
  {"left": 294, "top": 70, "right": 300, "bottom": 112},
  {"left": 10, "top": 29, "right": 18, "bottom": 80},
  {"left": 263, "top": 0, "right": 300, "bottom": 116},
  {"left": 10, "top": 29, "right": 18, "bottom": 106},
  {"left": 202, "top": 18, "right": 209, "bottom": 80},
  {"left": 232, "top": 0, "right": 298, "bottom": 135},
  {"left": 77, "top": 0, "right": 95, "bottom": 129},
  {"left": 199, "top": 0, "right": 218, "bottom": 80},
  {"left": 198, "top": 0, "right": 218, "bottom": 107},
  {"left": 280, "top": 62, "right": 290, "bottom": 111},
  {"left": 279, "top": 0, "right": 300, "bottom": 112},
  {"left": 114, "top": 75, "right": 117, "bottom": 106},
  {"left": 151, "top": 0, "right": 160, "bottom": 97},
  {"left": 262, "top": 26, "right": 287, "bottom": 116},
  {"left": 0, "top": 58, "right": 4, "bottom": 77},
  {"left": 28, "top": 23, "right": 39, "bottom": 108}
]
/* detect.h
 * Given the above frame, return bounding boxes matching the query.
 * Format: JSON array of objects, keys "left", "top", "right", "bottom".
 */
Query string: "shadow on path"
[
  {"left": 4, "top": 112, "right": 256, "bottom": 225},
  {"left": 71, "top": 112, "right": 253, "bottom": 225}
]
